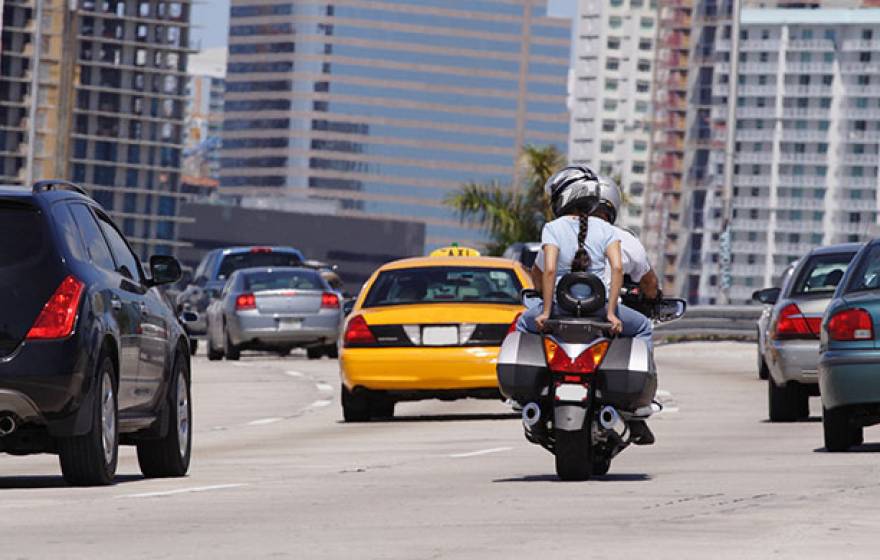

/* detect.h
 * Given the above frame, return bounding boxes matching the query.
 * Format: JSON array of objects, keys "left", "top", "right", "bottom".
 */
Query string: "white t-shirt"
[{"left": 536, "top": 224, "right": 651, "bottom": 284}]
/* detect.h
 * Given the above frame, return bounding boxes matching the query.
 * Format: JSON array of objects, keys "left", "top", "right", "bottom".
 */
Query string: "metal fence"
[{"left": 655, "top": 305, "right": 764, "bottom": 342}]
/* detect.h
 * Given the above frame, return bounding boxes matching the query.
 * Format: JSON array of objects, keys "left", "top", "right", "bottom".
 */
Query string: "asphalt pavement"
[{"left": 2, "top": 341, "right": 879, "bottom": 559}]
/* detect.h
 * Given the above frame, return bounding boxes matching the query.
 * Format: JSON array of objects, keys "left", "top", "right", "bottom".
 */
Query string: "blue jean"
[{"left": 517, "top": 299, "right": 653, "bottom": 351}]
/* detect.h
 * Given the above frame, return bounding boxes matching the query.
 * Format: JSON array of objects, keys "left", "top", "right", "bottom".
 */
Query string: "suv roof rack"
[{"left": 32, "top": 179, "right": 89, "bottom": 197}]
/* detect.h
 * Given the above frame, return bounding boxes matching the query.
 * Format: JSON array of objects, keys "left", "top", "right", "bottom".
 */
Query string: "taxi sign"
[{"left": 429, "top": 245, "right": 481, "bottom": 257}]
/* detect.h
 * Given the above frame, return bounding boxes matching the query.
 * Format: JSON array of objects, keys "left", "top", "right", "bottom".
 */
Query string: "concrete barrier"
[{"left": 654, "top": 305, "right": 764, "bottom": 342}]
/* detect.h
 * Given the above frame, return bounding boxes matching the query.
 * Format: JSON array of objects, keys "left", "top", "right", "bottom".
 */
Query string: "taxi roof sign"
[{"left": 429, "top": 245, "right": 481, "bottom": 257}]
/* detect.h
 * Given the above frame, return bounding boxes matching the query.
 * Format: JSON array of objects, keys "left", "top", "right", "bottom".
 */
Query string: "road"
[{"left": 2, "top": 341, "right": 879, "bottom": 559}]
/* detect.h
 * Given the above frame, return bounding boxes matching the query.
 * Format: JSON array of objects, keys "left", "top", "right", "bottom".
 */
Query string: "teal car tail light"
[
  {"left": 828, "top": 308, "right": 874, "bottom": 341},
  {"left": 776, "top": 303, "right": 820, "bottom": 339}
]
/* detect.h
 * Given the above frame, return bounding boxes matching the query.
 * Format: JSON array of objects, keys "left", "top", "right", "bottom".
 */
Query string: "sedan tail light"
[
  {"left": 343, "top": 315, "right": 376, "bottom": 347},
  {"left": 235, "top": 293, "right": 256, "bottom": 311},
  {"left": 543, "top": 339, "right": 609, "bottom": 374},
  {"left": 775, "top": 303, "right": 820, "bottom": 339},
  {"left": 321, "top": 292, "right": 340, "bottom": 309},
  {"left": 828, "top": 308, "right": 874, "bottom": 341},
  {"left": 26, "top": 275, "right": 85, "bottom": 340}
]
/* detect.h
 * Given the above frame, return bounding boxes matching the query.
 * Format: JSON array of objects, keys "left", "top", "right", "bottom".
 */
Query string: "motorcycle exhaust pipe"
[
  {"left": 599, "top": 405, "right": 625, "bottom": 435},
  {"left": 522, "top": 402, "right": 541, "bottom": 429},
  {"left": 0, "top": 415, "right": 16, "bottom": 437}
]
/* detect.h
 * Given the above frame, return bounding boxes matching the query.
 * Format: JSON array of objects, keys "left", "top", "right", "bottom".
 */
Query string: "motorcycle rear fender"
[{"left": 554, "top": 404, "right": 588, "bottom": 432}]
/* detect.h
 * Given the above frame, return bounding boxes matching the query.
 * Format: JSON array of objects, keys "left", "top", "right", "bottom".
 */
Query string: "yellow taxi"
[{"left": 339, "top": 248, "right": 530, "bottom": 421}]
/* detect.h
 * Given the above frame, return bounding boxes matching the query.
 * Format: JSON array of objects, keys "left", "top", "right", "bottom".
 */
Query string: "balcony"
[
  {"left": 661, "top": 31, "right": 690, "bottom": 50},
  {"left": 834, "top": 222, "right": 872, "bottom": 235},
  {"left": 736, "top": 129, "right": 771, "bottom": 141},
  {"left": 731, "top": 241, "right": 767, "bottom": 253},
  {"left": 788, "top": 39, "right": 834, "bottom": 51},
  {"left": 743, "top": 40, "right": 782, "bottom": 53},
  {"left": 731, "top": 218, "right": 769, "bottom": 231},
  {"left": 780, "top": 129, "right": 828, "bottom": 142},
  {"left": 842, "top": 39, "right": 880, "bottom": 50},
  {"left": 784, "top": 84, "right": 833, "bottom": 97},
  {"left": 737, "top": 151, "right": 774, "bottom": 164},
  {"left": 737, "top": 107, "right": 776, "bottom": 119},
  {"left": 776, "top": 220, "right": 820, "bottom": 233},
  {"left": 845, "top": 85, "right": 880, "bottom": 97},
  {"left": 841, "top": 63, "right": 880, "bottom": 74},
  {"left": 843, "top": 108, "right": 880, "bottom": 120},
  {"left": 843, "top": 177, "right": 879, "bottom": 188},
  {"left": 734, "top": 175, "right": 769, "bottom": 187},
  {"left": 778, "top": 152, "right": 828, "bottom": 164},
  {"left": 838, "top": 199, "right": 877, "bottom": 211},
  {"left": 781, "top": 107, "right": 827, "bottom": 119},
  {"left": 775, "top": 242, "right": 818, "bottom": 255},
  {"left": 740, "top": 62, "right": 778, "bottom": 74},
  {"left": 845, "top": 130, "right": 880, "bottom": 142},
  {"left": 785, "top": 62, "right": 834, "bottom": 74},
  {"left": 739, "top": 84, "right": 779, "bottom": 97},
  {"left": 779, "top": 198, "right": 826, "bottom": 211},
  {"left": 657, "top": 155, "right": 684, "bottom": 172},
  {"left": 841, "top": 153, "right": 880, "bottom": 165}
]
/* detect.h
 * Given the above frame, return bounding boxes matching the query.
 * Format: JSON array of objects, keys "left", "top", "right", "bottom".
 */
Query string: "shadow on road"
[
  {"left": 813, "top": 443, "right": 880, "bottom": 454},
  {"left": 760, "top": 417, "right": 821, "bottom": 424},
  {"left": 375, "top": 413, "right": 519, "bottom": 423},
  {"left": 0, "top": 473, "right": 143, "bottom": 490},
  {"left": 493, "top": 473, "right": 651, "bottom": 483}
]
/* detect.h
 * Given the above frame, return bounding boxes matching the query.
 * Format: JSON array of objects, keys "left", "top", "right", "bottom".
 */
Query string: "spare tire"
[{"left": 556, "top": 272, "right": 606, "bottom": 316}]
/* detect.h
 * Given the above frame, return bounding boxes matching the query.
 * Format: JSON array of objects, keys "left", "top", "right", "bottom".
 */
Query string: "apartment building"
[
  {"left": 220, "top": 0, "right": 571, "bottom": 251},
  {"left": 184, "top": 73, "right": 225, "bottom": 179},
  {"left": 686, "top": 8, "right": 880, "bottom": 304},
  {"left": 0, "top": 0, "right": 193, "bottom": 258},
  {"left": 568, "top": 0, "right": 658, "bottom": 234}
]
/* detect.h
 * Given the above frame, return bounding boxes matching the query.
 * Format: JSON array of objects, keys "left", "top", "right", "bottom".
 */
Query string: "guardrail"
[{"left": 655, "top": 305, "right": 764, "bottom": 342}]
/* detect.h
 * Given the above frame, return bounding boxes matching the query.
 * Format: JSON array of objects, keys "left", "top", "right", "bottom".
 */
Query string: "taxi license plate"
[
  {"left": 279, "top": 318, "right": 302, "bottom": 330},
  {"left": 422, "top": 326, "right": 458, "bottom": 346}
]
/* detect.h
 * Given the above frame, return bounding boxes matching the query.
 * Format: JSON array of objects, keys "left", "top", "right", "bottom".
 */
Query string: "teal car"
[{"left": 819, "top": 240, "right": 880, "bottom": 451}]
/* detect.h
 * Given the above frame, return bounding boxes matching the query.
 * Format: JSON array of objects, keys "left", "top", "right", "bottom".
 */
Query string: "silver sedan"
[
  {"left": 205, "top": 267, "right": 343, "bottom": 361},
  {"left": 752, "top": 243, "right": 861, "bottom": 422}
]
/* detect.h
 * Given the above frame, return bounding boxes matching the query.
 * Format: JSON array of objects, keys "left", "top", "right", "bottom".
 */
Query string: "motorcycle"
[{"left": 496, "top": 272, "right": 686, "bottom": 481}]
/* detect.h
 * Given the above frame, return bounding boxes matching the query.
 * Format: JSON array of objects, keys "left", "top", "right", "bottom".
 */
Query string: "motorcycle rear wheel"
[{"left": 554, "top": 426, "right": 593, "bottom": 481}]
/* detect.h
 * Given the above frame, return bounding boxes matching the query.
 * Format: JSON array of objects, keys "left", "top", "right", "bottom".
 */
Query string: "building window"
[
  {"left": 640, "top": 17, "right": 653, "bottom": 29},
  {"left": 606, "top": 58, "right": 620, "bottom": 71},
  {"left": 607, "top": 37, "right": 621, "bottom": 49},
  {"left": 605, "top": 79, "right": 618, "bottom": 91},
  {"left": 609, "top": 16, "right": 623, "bottom": 28},
  {"left": 638, "top": 38, "right": 652, "bottom": 50},
  {"left": 601, "top": 141, "right": 614, "bottom": 153},
  {"left": 635, "top": 100, "right": 649, "bottom": 112},
  {"left": 602, "top": 120, "right": 616, "bottom": 132},
  {"left": 603, "top": 99, "right": 618, "bottom": 110},
  {"left": 637, "top": 59, "right": 651, "bottom": 73},
  {"left": 632, "top": 162, "right": 646, "bottom": 174},
  {"left": 636, "top": 81, "right": 650, "bottom": 93},
  {"left": 634, "top": 140, "right": 647, "bottom": 152},
  {"left": 860, "top": 52, "right": 872, "bottom": 63}
]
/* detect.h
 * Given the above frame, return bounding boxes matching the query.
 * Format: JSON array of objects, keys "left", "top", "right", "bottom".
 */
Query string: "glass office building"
[{"left": 221, "top": 0, "right": 571, "bottom": 250}]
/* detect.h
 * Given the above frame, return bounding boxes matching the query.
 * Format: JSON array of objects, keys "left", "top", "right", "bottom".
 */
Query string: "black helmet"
[{"left": 544, "top": 166, "right": 601, "bottom": 218}]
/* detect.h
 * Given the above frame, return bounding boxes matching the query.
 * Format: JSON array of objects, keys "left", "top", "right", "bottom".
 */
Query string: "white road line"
[
  {"left": 116, "top": 484, "right": 247, "bottom": 499},
  {"left": 311, "top": 399, "right": 332, "bottom": 408},
  {"left": 248, "top": 417, "right": 283, "bottom": 426},
  {"left": 285, "top": 370, "right": 304, "bottom": 378},
  {"left": 449, "top": 447, "right": 512, "bottom": 459},
  {"left": 315, "top": 382, "right": 334, "bottom": 393}
]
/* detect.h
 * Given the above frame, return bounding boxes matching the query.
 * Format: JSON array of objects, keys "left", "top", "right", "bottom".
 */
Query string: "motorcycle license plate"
[{"left": 555, "top": 383, "right": 589, "bottom": 402}]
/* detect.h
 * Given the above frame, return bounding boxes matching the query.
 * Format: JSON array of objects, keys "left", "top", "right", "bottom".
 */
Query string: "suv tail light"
[
  {"left": 344, "top": 315, "right": 376, "bottom": 347},
  {"left": 543, "top": 339, "right": 609, "bottom": 374},
  {"left": 507, "top": 312, "right": 523, "bottom": 335},
  {"left": 235, "top": 293, "right": 256, "bottom": 311},
  {"left": 250, "top": 247, "right": 272, "bottom": 253},
  {"left": 26, "top": 275, "right": 85, "bottom": 340},
  {"left": 775, "top": 303, "right": 820, "bottom": 339},
  {"left": 321, "top": 292, "right": 340, "bottom": 309},
  {"left": 828, "top": 308, "right": 874, "bottom": 341}
]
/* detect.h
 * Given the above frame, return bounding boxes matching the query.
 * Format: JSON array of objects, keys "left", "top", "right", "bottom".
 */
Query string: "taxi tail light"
[
  {"left": 828, "top": 308, "right": 874, "bottom": 341},
  {"left": 344, "top": 315, "right": 377, "bottom": 347},
  {"left": 321, "top": 292, "right": 340, "bottom": 309},
  {"left": 235, "top": 293, "right": 256, "bottom": 311},
  {"left": 507, "top": 312, "right": 523, "bottom": 335},
  {"left": 26, "top": 275, "right": 85, "bottom": 340},
  {"left": 775, "top": 303, "right": 820, "bottom": 339},
  {"left": 543, "top": 339, "right": 609, "bottom": 374}
]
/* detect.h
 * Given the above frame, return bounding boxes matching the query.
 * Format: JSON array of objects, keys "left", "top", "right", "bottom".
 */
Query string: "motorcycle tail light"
[
  {"left": 543, "top": 339, "right": 610, "bottom": 374},
  {"left": 828, "top": 308, "right": 874, "bottom": 341},
  {"left": 344, "top": 315, "right": 377, "bottom": 347},
  {"left": 775, "top": 303, "right": 819, "bottom": 339},
  {"left": 26, "top": 275, "right": 85, "bottom": 340},
  {"left": 321, "top": 292, "right": 340, "bottom": 309},
  {"left": 235, "top": 293, "right": 256, "bottom": 311}
]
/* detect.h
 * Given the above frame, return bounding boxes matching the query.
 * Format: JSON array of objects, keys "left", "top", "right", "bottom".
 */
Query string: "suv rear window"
[
  {"left": 845, "top": 245, "right": 880, "bottom": 293},
  {"left": 0, "top": 203, "right": 45, "bottom": 268},
  {"left": 790, "top": 252, "right": 855, "bottom": 296},
  {"left": 217, "top": 251, "right": 302, "bottom": 280},
  {"left": 363, "top": 266, "right": 522, "bottom": 307}
]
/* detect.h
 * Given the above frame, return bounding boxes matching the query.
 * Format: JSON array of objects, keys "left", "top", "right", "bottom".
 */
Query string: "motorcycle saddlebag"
[
  {"left": 598, "top": 337, "right": 656, "bottom": 411},
  {"left": 496, "top": 331, "right": 548, "bottom": 403}
]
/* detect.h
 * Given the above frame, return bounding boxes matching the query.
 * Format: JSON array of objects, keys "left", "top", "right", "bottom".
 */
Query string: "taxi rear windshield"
[{"left": 363, "top": 266, "right": 522, "bottom": 307}]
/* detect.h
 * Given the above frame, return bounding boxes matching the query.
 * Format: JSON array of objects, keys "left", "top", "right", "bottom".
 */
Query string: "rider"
[{"left": 517, "top": 166, "right": 652, "bottom": 348}]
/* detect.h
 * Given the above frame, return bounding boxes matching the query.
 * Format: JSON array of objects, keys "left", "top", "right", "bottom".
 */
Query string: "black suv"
[{"left": 0, "top": 180, "right": 192, "bottom": 485}]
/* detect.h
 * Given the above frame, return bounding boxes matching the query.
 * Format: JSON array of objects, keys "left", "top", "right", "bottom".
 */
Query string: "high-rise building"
[
  {"left": 685, "top": 7, "right": 880, "bottom": 304},
  {"left": 184, "top": 74, "right": 225, "bottom": 179},
  {"left": 568, "top": 0, "right": 659, "bottom": 234},
  {"left": 220, "top": 0, "right": 571, "bottom": 251},
  {"left": 0, "top": 0, "right": 193, "bottom": 258}
]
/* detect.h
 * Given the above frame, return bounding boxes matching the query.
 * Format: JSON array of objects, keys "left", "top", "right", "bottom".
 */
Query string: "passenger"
[{"left": 518, "top": 166, "right": 652, "bottom": 348}]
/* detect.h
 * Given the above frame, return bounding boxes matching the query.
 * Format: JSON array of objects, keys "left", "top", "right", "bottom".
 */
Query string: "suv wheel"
[
  {"left": 137, "top": 353, "right": 192, "bottom": 477},
  {"left": 224, "top": 328, "right": 240, "bottom": 361},
  {"left": 768, "top": 378, "right": 808, "bottom": 422},
  {"left": 58, "top": 355, "right": 118, "bottom": 486},
  {"left": 306, "top": 347, "right": 322, "bottom": 360},
  {"left": 341, "top": 384, "right": 371, "bottom": 422},
  {"left": 823, "top": 406, "right": 853, "bottom": 452}
]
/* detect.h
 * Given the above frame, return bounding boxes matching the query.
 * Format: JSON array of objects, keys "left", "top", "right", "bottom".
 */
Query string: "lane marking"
[
  {"left": 311, "top": 399, "right": 332, "bottom": 408},
  {"left": 449, "top": 447, "right": 512, "bottom": 459},
  {"left": 116, "top": 484, "right": 247, "bottom": 499},
  {"left": 315, "top": 382, "right": 334, "bottom": 393},
  {"left": 285, "top": 370, "right": 304, "bottom": 378},
  {"left": 248, "top": 417, "right": 283, "bottom": 426}
]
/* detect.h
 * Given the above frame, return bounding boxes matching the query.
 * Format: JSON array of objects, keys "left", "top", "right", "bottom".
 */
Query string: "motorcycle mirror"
[
  {"left": 654, "top": 298, "right": 687, "bottom": 323},
  {"left": 179, "top": 311, "right": 199, "bottom": 324}
]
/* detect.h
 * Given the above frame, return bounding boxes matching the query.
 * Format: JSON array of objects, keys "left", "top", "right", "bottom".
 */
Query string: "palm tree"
[{"left": 445, "top": 145, "right": 565, "bottom": 255}]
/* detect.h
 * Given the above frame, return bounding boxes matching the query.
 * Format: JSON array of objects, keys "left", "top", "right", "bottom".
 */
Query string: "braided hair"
[{"left": 571, "top": 211, "right": 591, "bottom": 273}]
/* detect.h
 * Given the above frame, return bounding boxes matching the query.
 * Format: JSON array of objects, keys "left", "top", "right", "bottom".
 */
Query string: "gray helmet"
[
  {"left": 594, "top": 175, "right": 623, "bottom": 225},
  {"left": 544, "top": 166, "right": 601, "bottom": 218}
]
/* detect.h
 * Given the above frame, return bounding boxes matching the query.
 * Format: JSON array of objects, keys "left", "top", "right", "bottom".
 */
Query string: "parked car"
[
  {"left": 0, "top": 180, "right": 192, "bottom": 485},
  {"left": 755, "top": 262, "right": 798, "bottom": 380},
  {"left": 176, "top": 246, "right": 305, "bottom": 337},
  {"left": 502, "top": 242, "right": 542, "bottom": 268},
  {"left": 339, "top": 251, "right": 530, "bottom": 421},
  {"left": 205, "top": 267, "right": 343, "bottom": 361},
  {"left": 752, "top": 243, "right": 861, "bottom": 422},
  {"left": 819, "top": 240, "right": 880, "bottom": 451}
]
